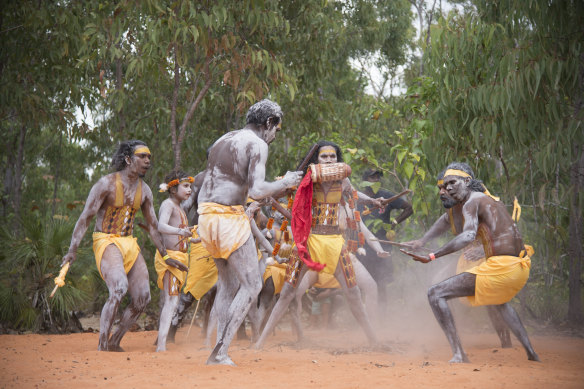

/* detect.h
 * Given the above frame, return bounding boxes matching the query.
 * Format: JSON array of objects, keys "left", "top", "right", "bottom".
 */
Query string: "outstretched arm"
[
  {"left": 62, "top": 179, "right": 108, "bottom": 266},
  {"left": 342, "top": 178, "right": 383, "bottom": 208},
  {"left": 142, "top": 185, "right": 188, "bottom": 272},
  {"left": 247, "top": 142, "right": 302, "bottom": 200},
  {"left": 393, "top": 201, "right": 413, "bottom": 226}
]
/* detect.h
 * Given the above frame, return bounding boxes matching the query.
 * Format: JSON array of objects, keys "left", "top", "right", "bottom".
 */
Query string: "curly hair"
[
  {"left": 111, "top": 140, "right": 147, "bottom": 172},
  {"left": 443, "top": 162, "right": 485, "bottom": 192},
  {"left": 302, "top": 140, "right": 344, "bottom": 174},
  {"left": 245, "top": 99, "right": 283, "bottom": 126}
]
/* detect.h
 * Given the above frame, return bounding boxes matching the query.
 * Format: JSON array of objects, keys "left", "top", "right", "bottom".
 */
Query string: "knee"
[
  {"left": 427, "top": 285, "right": 439, "bottom": 304},
  {"left": 135, "top": 290, "right": 151, "bottom": 310},
  {"left": 110, "top": 281, "right": 129, "bottom": 301}
]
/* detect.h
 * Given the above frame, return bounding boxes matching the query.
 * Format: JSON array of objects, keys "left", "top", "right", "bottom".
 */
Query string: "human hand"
[
  {"left": 165, "top": 257, "right": 189, "bottom": 272},
  {"left": 275, "top": 254, "right": 289, "bottom": 264},
  {"left": 61, "top": 252, "right": 76, "bottom": 267},
  {"left": 399, "top": 248, "right": 432, "bottom": 263},
  {"left": 283, "top": 170, "right": 303, "bottom": 187},
  {"left": 178, "top": 228, "right": 192, "bottom": 238},
  {"left": 376, "top": 251, "right": 390, "bottom": 259},
  {"left": 400, "top": 239, "right": 424, "bottom": 250}
]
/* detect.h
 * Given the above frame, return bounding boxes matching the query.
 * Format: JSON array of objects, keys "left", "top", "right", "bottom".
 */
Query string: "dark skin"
[
  {"left": 401, "top": 174, "right": 539, "bottom": 363},
  {"left": 62, "top": 147, "right": 186, "bottom": 352},
  {"left": 409, "top": 182, "right": 513, "bottom": 348}
]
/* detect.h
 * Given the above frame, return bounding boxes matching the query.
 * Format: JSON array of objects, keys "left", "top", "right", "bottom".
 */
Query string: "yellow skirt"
[
  {"left": 307, "top": 233, "right": 344, "bottom": 275},
  {"left": 154, "top": 250, "right": 189, "bottom": 291},
  {"left": 314, "top": 272, "right": 340, "bottom": 289},
  {"left": 183, "top": 242, "right": 218, "bottom": 300},
  {"left": 465, "top": 251, "right": 532, "bottom": 306},
  {"left": 263, "top": 263, "right": 288, "bottom": 295},
  {"left": 197, "top": 202, "right": 251, "bottom": 259},
  {"left": 93, "top": 232, "right": 140, "bottom": 279}
]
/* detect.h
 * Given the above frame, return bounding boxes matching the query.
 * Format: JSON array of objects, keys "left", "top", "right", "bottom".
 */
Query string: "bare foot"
[
  {"left": 449, "top": 353, "right": 470, "bottom": 363},
  {"left": 528, "top": 352, "right": 541, "bottom": 362},
  {"left": 107, "top": 344, "right": 125, "bottom": 352},
  {"left": 206, "top": 355, "right": 236, "bottom": 366}
]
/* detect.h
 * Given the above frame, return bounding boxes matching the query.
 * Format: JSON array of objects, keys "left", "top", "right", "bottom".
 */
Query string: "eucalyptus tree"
[{"left": 422, "top": 0, "right": 583, "bottom": 322}]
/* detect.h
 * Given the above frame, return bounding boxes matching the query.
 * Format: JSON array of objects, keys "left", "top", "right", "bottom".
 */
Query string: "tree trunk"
[
  {"left": 567, "top": 143, "right": 583, "bottom": 324},
  {"left": 13, "top": 125, "right": 26, "bottom": 224},
  {"left": 51, "top": 132, "right": 63, "bottom": 217}
]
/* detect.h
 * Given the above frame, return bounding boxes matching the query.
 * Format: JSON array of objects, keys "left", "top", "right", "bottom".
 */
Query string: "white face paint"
[
  {"left": 264, "top": 118, "right": 282, "bottom": 145},
  {"left": 175, "top": 181, "right": 192, "bottom": 202},
  {"left": 317, "top": 146, "right": 337, "bottom": 164},
  {"left": 444, "top": 175, "right": 470, "bottom": 202},
  {"left": 129, "top": 150, "right": 151, "bottom": 178}
]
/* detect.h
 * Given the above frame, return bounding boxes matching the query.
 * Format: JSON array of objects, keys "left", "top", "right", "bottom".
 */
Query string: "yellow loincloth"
[
  {"left": 465, "top": 246, "right": 533, "bottom": 306},
  {"left": 314, "top": 272, "right": 340, "bottom": 289},
  {"left": 197, "top": 202, "right": 251, "bottom": 259},
  {"left": 263, "top": 263, "right": 288, "bottom": 295},
  {"left": 183, "top": 227, "right": 218, "bottom": 299},
  {"left": 307, "top": 233, "right": 344, "bottom": 275},
  {"left": 154, "top": 250, "right": 189, "bottom": 291},
  {"left": 93, "top": 232, "right": 141, "bottom": 279}
]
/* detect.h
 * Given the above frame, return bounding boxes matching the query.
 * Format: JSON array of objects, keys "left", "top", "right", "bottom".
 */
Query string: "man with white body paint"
[
  {"left": 195, "top": 99, "right": 303, "bottom": 365},
  {"left": 400, "top": 162, "right": 539, "bottom": 363}
]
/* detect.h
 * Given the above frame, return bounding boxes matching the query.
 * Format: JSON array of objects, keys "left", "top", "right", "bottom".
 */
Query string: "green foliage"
[{"left": 0, "top": 215, "right": 91, "bottom": 332}]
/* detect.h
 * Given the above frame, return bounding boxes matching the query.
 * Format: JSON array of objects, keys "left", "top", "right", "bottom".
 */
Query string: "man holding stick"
[
  {"left": 62, "top": 140, "right": 187, "bottom": 351},
  {"left": 400, "top": 162, "right": 539, "bottom": 363}
]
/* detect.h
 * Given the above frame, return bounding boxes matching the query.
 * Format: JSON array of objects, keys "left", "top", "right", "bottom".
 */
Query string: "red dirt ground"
[{"left": 2, "top": 321, "right": 583, "bottom": 389}]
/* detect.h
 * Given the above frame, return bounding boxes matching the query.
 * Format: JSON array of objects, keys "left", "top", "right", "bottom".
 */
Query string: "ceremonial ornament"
[{"left": 309, "top": 162, "right": 352, "bottom": 183}]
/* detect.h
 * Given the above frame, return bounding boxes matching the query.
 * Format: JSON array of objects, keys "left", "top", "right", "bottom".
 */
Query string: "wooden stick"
[
  {"left": 269, "top": 197, "right": 292, "bottom": 220},
  {"left": 296, "top": 143, "right": 319, "bottom": 172},
  {"left": 370, "top": 239, "right": 431, "bottom": 251},
  {"left": 378, "top": 189, "right": 412, "bottom": 207},
  {"left": 186, "top": 299, "right": 201, "bottom": 339}
]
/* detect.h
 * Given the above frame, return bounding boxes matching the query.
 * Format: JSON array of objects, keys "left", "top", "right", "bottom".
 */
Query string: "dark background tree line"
[{"left": 0, "top": 0, "right": 581, "bottom": 332}]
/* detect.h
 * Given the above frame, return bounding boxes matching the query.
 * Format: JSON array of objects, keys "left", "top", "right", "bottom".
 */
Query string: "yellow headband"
[
  {"left": 443, "top": 169, "right": 471, "bottom": 179},
  {"left": 134, "top": 146, "right": 151, "bottom": 155},
  {"left": 318, "top": 146, "right": 336, "bottom": 156}
]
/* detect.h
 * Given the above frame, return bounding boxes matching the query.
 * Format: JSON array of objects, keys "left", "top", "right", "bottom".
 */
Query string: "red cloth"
[{"left": 291, "top": 169, "right": 325, "bottom": 271}]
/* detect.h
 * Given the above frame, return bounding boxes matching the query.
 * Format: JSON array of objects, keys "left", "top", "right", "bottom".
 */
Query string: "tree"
[{"left": 422, "top": 0, "right": 584, "bottom": 323}]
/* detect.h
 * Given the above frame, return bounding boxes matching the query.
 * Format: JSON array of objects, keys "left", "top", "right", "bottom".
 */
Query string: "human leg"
[
  {"left": 108, "top": 253, "right": 151, "bottom": 351},
  {"left": 333, "top": 260, "right": 377, "bottom": 344},
  {"left": 255, "top": 268, "right": 315, "bottom": 349},
  {"left": 494, "top": 303, "right": 539, "bottom": 361},
  {"left": 98, "top": 244, "right": 129, "bottom": 351},
  {"left": 207, "top": 237, "right": 262, "bottom": 365},
  {"left": 486, "top": 305, "right": 512, "bottom": 348},
  {"left": 156, "top": 272, "right": 180, "bottom": 352},
  {"left": 351, "top": 256, "right": 379, "bottom": 327},
  {"left": 168, "top": 291, "right": 195, "bottom": 343},
  {"left": 427, "top": 272, "right": 475, "bottom": 363}
]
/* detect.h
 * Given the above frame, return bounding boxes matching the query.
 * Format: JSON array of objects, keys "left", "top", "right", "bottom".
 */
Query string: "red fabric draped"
[{"left": 291, "top": 168, "right": 325, "bottom": 271}]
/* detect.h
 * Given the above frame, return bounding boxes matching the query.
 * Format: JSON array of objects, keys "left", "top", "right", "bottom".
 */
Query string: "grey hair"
[
  {"left": 245, "top": 99, "right": 283, "bottom": 126},
  {"left": 443, "top": 162, "right": 485, "bottom": 192}
]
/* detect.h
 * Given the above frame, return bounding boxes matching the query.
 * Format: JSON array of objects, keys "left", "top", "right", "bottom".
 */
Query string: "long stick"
[
  {"left": 186, "top": 299, "right": 201, "bottom": 339},
  {"left": 269, "top": 197, "right": 292, "bottom": 220},
  {"left": 296, "top": 143, "right": 319, "bottom": 172},
  {"left": 370, "top": 239, "right": 431, "bottom": 251},
  {"left": 377, "top": 189, "right": 412, "bottom": 207}
]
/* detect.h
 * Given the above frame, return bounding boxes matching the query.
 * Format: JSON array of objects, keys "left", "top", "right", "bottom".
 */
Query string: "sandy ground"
[{"left": 1, "top": 318, "right": 583, "bottom": 389}]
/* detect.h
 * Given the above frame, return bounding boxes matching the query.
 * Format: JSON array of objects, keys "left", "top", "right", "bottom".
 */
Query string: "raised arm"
[
  {"left": 247, "top": 141, "right": 302, "bottom": 200},
  {"left": 62, "top": 179, "right": 108, "bottom": 265}
]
